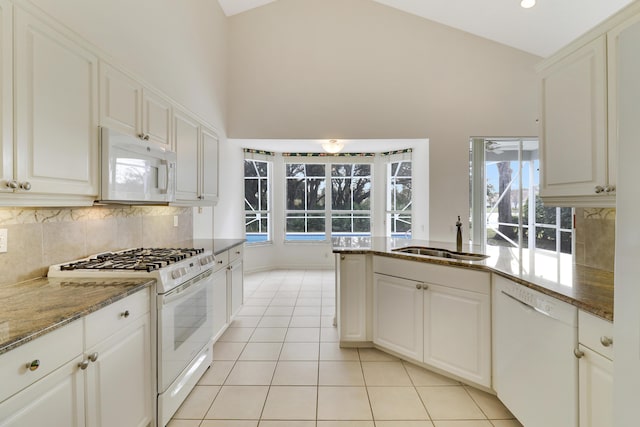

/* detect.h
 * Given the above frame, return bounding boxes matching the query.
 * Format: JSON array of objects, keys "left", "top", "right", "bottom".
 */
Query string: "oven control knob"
[
  {"left": 200, "top": 255, "right": 214, "bottom": 266},
  {"left": 171, "top": 268, "right": 186, "bottom": 279}
]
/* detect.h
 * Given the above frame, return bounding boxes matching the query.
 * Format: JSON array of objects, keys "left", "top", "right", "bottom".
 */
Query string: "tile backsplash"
[
  {"left": 574, "top": 208, "right": 615, "bottom": 272},
  {"left": 0, "top": 206, "right": 193, "bottom": 286}
]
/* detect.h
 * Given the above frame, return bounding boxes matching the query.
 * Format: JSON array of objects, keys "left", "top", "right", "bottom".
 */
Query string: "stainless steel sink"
[{"left": 392, "top": 246, "right": 489, "bottom": 261}]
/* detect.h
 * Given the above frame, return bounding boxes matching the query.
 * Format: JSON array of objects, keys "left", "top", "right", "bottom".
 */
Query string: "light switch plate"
[{"left": 0, "top": 228, "right": 7, "bottom": 253}]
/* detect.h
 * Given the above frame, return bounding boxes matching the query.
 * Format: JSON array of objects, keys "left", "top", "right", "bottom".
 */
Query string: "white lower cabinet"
[
  {"left": 577, "top": 310, "right": 613, "bottom": 427},
  {"left": 371, "top": 257, "right": 491, "bottom": 388},
  {"left": 0, "top": 289, "right": 152, "bottom": 427},
  {"left": 212, "top": 268, "right": 228, "bottom": 340},
  {"left": 338, "top": 254, "right": 370, "bottom": 343},
  {"left": 228, "top": 258, "right": 244, "bottom": 320}
]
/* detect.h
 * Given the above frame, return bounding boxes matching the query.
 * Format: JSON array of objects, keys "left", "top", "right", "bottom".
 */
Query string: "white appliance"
[
  {"left": 48, "top": 248, "right": 216, "bottom": 427},
  {"left": 493, "top": 276, "right": 578, "bottom": 427},
  {"left": 99, "top": 127, "right": 176, "bottom": 204}
]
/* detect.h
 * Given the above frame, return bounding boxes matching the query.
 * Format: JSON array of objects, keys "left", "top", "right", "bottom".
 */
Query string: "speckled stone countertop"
[
  {"left": 332, "top": 237, "right": 614, "bottom": 321},
  {"left": 176, "top": 238, "right": 245, "bottom": 256},
  {"left": 0, "top": 277, "right": 154, "bottom": 355}
]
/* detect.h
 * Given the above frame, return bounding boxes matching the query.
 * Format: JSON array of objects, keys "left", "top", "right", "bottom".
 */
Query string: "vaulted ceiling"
[{"left": 217, "top": 0, "right": 634, "bottom": 57}]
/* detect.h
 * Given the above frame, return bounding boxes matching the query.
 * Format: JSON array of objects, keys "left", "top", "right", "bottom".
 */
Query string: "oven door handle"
[{"left": 161, "top": 268, "right": 213, "bottom": 305}]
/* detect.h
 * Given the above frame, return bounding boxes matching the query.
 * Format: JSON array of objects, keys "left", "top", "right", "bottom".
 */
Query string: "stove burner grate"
[{"left": 59, "top": 248, "right": 205, "bottom": 272}]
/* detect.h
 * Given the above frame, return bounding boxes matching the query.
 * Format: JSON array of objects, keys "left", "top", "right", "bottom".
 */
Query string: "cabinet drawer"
[
  {"left": 373, "top": 256, "right": 490, "bottom": 294},
  {"left": 84, "top": 289, "right": 149, "bottom": 349},
  {"left": 228, "top": 245, "right": 243, "bottom": 263},
  {"left": 579, "top": 310, "right": 613, "bottom": 360},
  {"left": 0, "top": 319, "right": 82, "bottom": 402},
  {"left": 212, "top": 250, "right": 229, "bottom": 272}
]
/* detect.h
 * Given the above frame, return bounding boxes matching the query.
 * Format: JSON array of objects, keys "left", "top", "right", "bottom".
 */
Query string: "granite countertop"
[
  {"left": 178, "top": 238, "right": 246, "bottom": 256},
  {"left": 0, "top": 277, "right": 154, "bottom": 355},
  {"left": 332, "top": 237, "right": 614, "bottom": 321}
]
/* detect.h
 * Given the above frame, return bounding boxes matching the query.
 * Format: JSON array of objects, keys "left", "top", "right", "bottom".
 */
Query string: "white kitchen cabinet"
[
  {"left": 337, "top": 254, "right": 371, "bottom": 343},
  {"left": 423, "top": 283, "right": 490, "bottom": 387},
  {"left": 11, "top": 6, "right": 98, "bottom": 204},
  {"left": 539, "top": 35, "right": 611, "bottom": 206},
  {"left": 0, "top": 0, "right": 12, "bottom": 195},
  {"left": 373, "top": 273, "right": 423, "bottom": 361},
  {"left": 577, "top": 310, "right": 613, "bottom": 427},
  {"left": 99, "top": 62, "right": 172, "bottom": 148},
  {"left": 227, "top": 246, "right": 244, "bottom": 320},
  {"left": 212, "top": 268, "right": 228, "bottom": 340},
  {"left": 200, "top": 126, "right": 220, "bottom": 202}
]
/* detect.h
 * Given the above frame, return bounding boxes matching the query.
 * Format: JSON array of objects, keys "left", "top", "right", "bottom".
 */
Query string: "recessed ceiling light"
[
  {"left": 521, "top": 0, "right": 536, "bottom": 8},
  {"left": 322, "top": 139, "right": 344, "bottom": 154}
]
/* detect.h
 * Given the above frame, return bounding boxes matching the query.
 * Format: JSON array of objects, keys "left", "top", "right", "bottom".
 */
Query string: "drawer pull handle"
[
  {"left": 78, "top": 359, "right": 90, "bottom": 370},
  {"left": 88, "top": 352, "right": 99, "bottom": 362},
  {"left": 121, "top": 310, "right": 130, "bottom": 318},
  {"left": 26, "top": 359, "right": 40, "bottom": 371},
  {"left": 574, "top": 348, "right": 585, "bottom": 359},
  {"left": 416, "top": 283, "right": 422, "bottom": 290},
  {"left": 600, "top": 336, "right": 613, "bottom": 347}
]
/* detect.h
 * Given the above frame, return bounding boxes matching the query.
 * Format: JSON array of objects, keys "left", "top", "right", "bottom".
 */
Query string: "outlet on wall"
[
  {"left": 0, "top": 228, "right": 7, "bottom": 253},
  {"left": 173, "top": 215, "right": 179, "bottom": 227}
]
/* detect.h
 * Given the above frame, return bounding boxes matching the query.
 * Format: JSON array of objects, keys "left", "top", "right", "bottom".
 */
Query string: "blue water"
[{"left": 246, "top": 233, "right": 380, "bottom": 243}]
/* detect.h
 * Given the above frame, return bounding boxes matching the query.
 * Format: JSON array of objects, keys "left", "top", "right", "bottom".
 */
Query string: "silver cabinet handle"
[
  {"left": 121, "top": 310, "right": 130, "bottom": 318},
  {"left": 574, "top": 348, "right": 585, "bottom": 359},
  {"left": 600, "top": 336, "right": 613, "bottom": 347},
  {"left": 604, "top": 185, "right": 615, "bottom": 193},
  {"left": 26, "top": 359, "right": 40, "bottom": 371},
  {"left": 594, "top": 185, "right": 604, "bottom": 194},
  {"left": 422, "top": 283, "right": 429, "bottom": 291},
  {"left": 88, "top": 352, "right": 99, "bottom": 362},
  {"left": 19, "top": 182, "right": 31, "bottom": 191},
  {"left": 78, "top": 359, "right": 90, "bottom": 370},
  {"left": 416, "top": 283, "right": 422, "bottom": 290},
  {"left": 6, "top": 180, "right": 18, "bottom": 189},
  {"left": 340, "top": 255, "right": 345, "bottom": 260}
]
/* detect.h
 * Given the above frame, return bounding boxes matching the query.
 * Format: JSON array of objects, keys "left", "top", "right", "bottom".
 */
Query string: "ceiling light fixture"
[
  {"left": 520, "top": 0, "right": 536, "bottom": 8},
  {"left": 322, "top": 139, "right": 344, "bottom": 154}
]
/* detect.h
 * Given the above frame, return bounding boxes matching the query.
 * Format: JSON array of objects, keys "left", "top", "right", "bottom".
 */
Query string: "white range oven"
[{"left": 48, "top": 247, "right": 216, "bottom": 427}]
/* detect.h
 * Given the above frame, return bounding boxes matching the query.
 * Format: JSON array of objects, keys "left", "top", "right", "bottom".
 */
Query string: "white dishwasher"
[{"left": 493, "top": 276, "right": 578, "bottom": 427}]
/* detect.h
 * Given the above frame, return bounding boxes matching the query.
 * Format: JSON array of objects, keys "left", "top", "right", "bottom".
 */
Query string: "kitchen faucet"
[{"left": 456, "top": 216, "right": 462, "bottom": 252}]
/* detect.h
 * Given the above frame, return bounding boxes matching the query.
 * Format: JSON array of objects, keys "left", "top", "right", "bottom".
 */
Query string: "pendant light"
[
  {"left": 521, "top": 0, "right": 536, "bottom": 8},
  {"left": 322, "top": 139, "right": 344, "bottom": 154}
]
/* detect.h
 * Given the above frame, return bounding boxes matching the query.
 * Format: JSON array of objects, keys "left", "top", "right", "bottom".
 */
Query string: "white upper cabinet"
[
  {"left": 539, "top": 36, "right": 610, "bottom": 206},
  {"left": 0, "top": 0, "right": 11, "bottom": 195},
  {"left": 12, "top": 6, "right": 99, "bottom": 203},
  {"left": 99, "top": 62, "right": 172, "bottom": 148},
  {"left": 200, "top": 126, "right": 219, "bottom": 202}
]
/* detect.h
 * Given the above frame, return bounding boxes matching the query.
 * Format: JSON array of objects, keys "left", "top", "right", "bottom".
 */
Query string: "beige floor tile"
[
  {"left": 225, "top": 361, "right": 277, "bottom": 385},
  {"left": 432, "top": 421, "right": 493, "bottom": 427},
  {"left": 276, "top": 291, "right": 300, "bottom": 298},
  {"left": 259, "top": 421, "right": 315, "bottom": 427},
  {"left": 293, "top": 306, "right": 322, "bottom": 316},
  {"left": 198, "top": 361, "right": 235, "bottom": 385},
  {"left": 289, "top": 316, "right": 322, "bottom": 327},
  {"left": 239, "top": 306, "right": 268, "bottom": 316},
  {"left": 272, "top": 361, "right": 319, "bottom": 385},
  {"left": 320, "top": 327, "right": 339, "bottom": 342},
  {"left": 367, "top": 386, "right": 429, "bottom": 420},
  {"left": 319, "top": 343, "right": 360, "bottom": 361},
  {"left": 258, "top": 316, "right": 292, "bottom": 328},
  {"left": 173, "top": 385, "right": 220, "bottom": 419},
  {"left": 403, "top": 362, "right": 460, "bottom": 386},
  {"left": 270, "top": 297, "right": 298, "bottom": 306},
  {"left": 318, "top": 361, "right": 365, "bottom": 386},
  {"left": 285, "top": 327, "right": 321, "bottom": 342},
  {"left": 296, "top": 298, "right": 322, "bottom": 306},
  {"left": 201, "top": 421, "right": 258, "bottom": 427},
  {"left": 362, "top": 361, "right": 412, "bottom": 386},
  {"left": 375, "top": 422, "right": 434, "bottom": 427},
  {"left": 321, "top": 306, "right": 335, "bottom": 316},
  {"left": 220, "top": 327, "right": 255, "bottom": 342},
  {"left": 417, "top": 386, "right": 486, "bottom": 420},
  {"left": 358, "top": 348, "right": 398, "bottom": 362},
  {"left": 231, "top": 316, "right": 262, "bottom": 328},
  {"left": 250, "top": 327, "right": 288, "bottom": 342},
  {"left": 239, "top": 342, "right": 283, "bottom": 360},
  {"left": 212, "top": 342, "right": 245, "bottom": 360},
  {"left": 262, "top": 386, "right": 318, "bottom": 420},
  {"left": 205, "top": 385, "right": 269, "bottom": 419},
  {"left": 265, "top": 306, "right": 296, "bottom": 316},
  {"left": 167, "top": 420, "right": 202, "bottom": 427},
  {"left": 321, "top": 316, "right": 336, "bottom": 327},
  {"left": 279, "top": 342, "right": 320, "bottom": 360},
  {"left": 489, "top": 420, "right": 523, "bottom": 427},
  {"left": 298, "top": 290, "right": 322, "bottom": 298},
  {"left": 316, "top": 422, "right": 374, "bottom": 427},
  {"left": 245, "top": 298, "right": 273, "bottom": 306},
  {"left": 464, "top": 387, "right": 514, "bottom": 419},
  {"left": 251, "top": 291, "right": 278, "bottom": 298},
  {"left": 317, "top": 386, "right": 373, "bottom": 420}
]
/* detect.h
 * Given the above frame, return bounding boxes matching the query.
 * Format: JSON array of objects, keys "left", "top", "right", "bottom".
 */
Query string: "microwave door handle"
[{"left": 158, "top": 160, "right": 168, "bottom": 193}]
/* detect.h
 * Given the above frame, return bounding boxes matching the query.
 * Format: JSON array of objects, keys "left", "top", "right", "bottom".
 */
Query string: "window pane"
[
  {"left": 391, "top": 178, "right": 412, "bottom": 211},
  {"left": 286, "top": 213, "right": 325, "bottom": 240},
  {"left": 560, "top": 208, "right": 572, "bottom": 229},
  {"left": 259, "top": 177, "right": 269, "bottom": 210},
  {"left": 245, "top": 178, "right": 258, "bottom": 210},
  {"left": 307, "top": 178, "right": 326, "bottom": 209},
  {"left": 331, "top": 213, "right": 370, "bottom": 235},
  {"left": 244, "top": 159, "right": 258, "bottom": 177},
  {"left": 245, "top": 159, "right": 270, "bottom": 243}
]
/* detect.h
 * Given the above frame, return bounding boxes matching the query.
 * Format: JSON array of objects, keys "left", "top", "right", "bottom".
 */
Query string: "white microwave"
[{"left": 98, "top": 127, "right": 176, "bottom": 204}]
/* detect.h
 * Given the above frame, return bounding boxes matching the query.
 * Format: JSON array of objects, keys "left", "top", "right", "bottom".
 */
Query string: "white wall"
[{"left": 226, "top": 0, "right": 540, "bottom": 241}]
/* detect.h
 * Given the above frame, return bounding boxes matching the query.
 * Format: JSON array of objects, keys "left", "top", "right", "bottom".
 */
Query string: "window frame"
[
  {"left": 244, "top": 157, "right": 272, "bottom": 245},
  {"left": 386, "top": 158, "right": 412, "bottom": 238}
]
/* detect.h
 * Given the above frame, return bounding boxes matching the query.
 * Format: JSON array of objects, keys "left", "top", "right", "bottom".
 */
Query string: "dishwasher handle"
[{"left": 500, "top": 290, "right": 551, "bottom": 318}]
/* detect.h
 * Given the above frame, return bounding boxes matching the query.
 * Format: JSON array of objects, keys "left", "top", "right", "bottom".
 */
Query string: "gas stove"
[{"left": 48, "top": 247, "right": 215, "bottom": 293}]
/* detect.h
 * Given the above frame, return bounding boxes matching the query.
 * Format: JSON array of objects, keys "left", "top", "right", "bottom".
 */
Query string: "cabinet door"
[
  {"left": 228, "top": 259, "right": 244, "bottom": 320},
  {"left": 200, "top": 126, "right": 219, "bottom": 202},
  {"left": 424, "top": 283, "right": 491, "bottom": 387},
  {"left": 578, "top": 345, "right": 613, "bottom": 427},
  {"left": 339, "top": 254, "right": 369, "bottom": 342},
  {"left": 0, "top": 358, "right": 85, "bottom": 427},
  {"left": 14, "top": 8, "right": 98, "bottom": 197},
  {"left": 142, "top": 88, "right": 171, "bottom": 148},
  {"left": 0, "top": 0, "right": 11, "bottom": 193},
  {"left": 373, "top": 273, "right": 423, "bottom": 361},
  {"left": 212, "top": 268, "right": 228, "bottom": 339},
  {"left": 84, "top": 313, "right": 152, "bottom": 427},
  {"left": 174, "top": 109, "right": 200, "bottom": 201},
  {"left": 540, "top": 36, "right": 608, "bottom": 201},
  {"left": 99, "top": 62, "right": 141, "bottom": 136}
]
